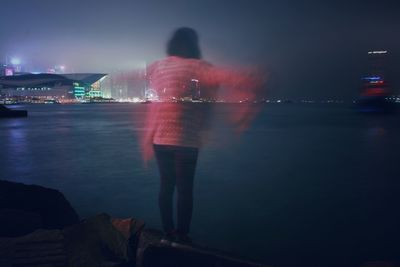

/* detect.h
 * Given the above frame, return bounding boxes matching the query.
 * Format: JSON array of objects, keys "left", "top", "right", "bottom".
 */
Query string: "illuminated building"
[
  {"left": 190, "top": 79, "right": 200, "bottom": 100},
  {"left": 99, "top": 70, "right": 147, "bottom": 100},
  {"left": 357, "top": 50, "right": 395, "bottom": 113},
  {"left": 87, "top": 76, "right": 105, "bottom": 98},
  {"left": 0, "top": 73, "right": 107, "bottom": 102},
  {"left": 0, "top": 64, "right": 15, "bottom": 76},
  {"left": 73, "top": 83, "right": 86, "bottom": 98}
]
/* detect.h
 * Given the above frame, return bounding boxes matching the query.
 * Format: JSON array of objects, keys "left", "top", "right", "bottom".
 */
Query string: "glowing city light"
[
  {"left": 363, "top": 76, "right": 381, "bottom": 81},
  {"left": 10, "top": 58, "right": 21, "bottom": 65},
  {"left": 367, "top": 50, "right": 388, "bottom": 55}
]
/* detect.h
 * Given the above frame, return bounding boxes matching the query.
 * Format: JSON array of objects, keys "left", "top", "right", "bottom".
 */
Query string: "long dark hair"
[{"left": 166, "top": 27, "right": 202, "bottom": 59}]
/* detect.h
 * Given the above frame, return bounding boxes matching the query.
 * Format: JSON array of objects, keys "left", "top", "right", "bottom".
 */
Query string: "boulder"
[
  {"left": 0, "top": 229, "right": 66, "bottom": 267},
  {"left": 0, "top": 209, "right": 43, "bottom": 237},
  {"left": 0, "top": 180, "right": 79, "bottom": 237},
  {"left": 0, "top": 213, "right": 144, "bottom": 267},
  {"left": 63, "top": 213, "right": 131, "bottom": 266},
  {"left": 112, "top": 217, "right": 146, "bottom": 263}
]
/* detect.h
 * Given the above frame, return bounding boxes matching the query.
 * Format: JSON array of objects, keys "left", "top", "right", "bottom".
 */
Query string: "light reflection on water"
[{"left": 1, "top": 103, "right": 399, "bottom": 264}]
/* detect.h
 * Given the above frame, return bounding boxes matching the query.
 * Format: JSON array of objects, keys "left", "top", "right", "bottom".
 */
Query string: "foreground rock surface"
[
  {"left": 0, "top": 213, "right": 145, "bottom": 267},
  {"left": 1, "top": 181, "right": 399, "bottom": 266},
  {"left": 63, "top": 213, "right": 132, "bottom": 266},
  {"left": 0, "top": 229, "right": 67, "bottom": 267},
  {"left": 137, "top": 229, "right": 271, "bottom": 267}
]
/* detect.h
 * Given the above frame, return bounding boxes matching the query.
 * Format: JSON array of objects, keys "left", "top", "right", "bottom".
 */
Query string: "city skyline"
[{"left": 1, "top": 0, "right": 400, "bottom": 99}]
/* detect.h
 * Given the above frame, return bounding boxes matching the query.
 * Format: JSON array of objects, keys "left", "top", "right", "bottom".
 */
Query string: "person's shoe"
[
  {"left": 160, "top": 231, "right": 176, "bottom": 246},
  {"left": 171, "top": 233, "right": 192, "bottom": 248}
]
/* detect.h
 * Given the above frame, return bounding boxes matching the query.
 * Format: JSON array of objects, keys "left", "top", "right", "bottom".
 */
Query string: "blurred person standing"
[{"left": 141, "top": 27, "right": 265, "bottom": 245}]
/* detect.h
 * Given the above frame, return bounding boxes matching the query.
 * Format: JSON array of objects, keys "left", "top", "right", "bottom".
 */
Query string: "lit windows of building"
[{"left": 73, "top": 83, "right": 86, "bottom": 98}]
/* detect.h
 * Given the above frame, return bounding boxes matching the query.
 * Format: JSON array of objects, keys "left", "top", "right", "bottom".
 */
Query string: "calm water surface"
[{"left": 1, "top": 103, "right": 399, "bottom": 266}]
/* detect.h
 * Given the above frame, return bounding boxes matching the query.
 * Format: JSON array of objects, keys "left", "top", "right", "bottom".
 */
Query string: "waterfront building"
[
  {"left": 357, "top": 50, "right": 395, "bottom": 113},
  {"left": 0, "top": 73, "right": 107, "bottom": 102},
  {"left": 190, "top": 78, "right": 201, "bottom": 100},
  {"left": 0, "top": 64, "right": 15, "bottom": 76}
]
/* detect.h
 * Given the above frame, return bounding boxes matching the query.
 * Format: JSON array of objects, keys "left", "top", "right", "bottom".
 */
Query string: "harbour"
[{"left": 1, "top": 103, "right": 399, "bottom": 265}]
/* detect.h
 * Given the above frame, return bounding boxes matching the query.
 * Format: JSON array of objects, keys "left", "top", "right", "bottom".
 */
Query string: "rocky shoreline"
[
  {"left": 0, "top": 180, "right": 270, "bottom": 267},
  {"left": 1, "top": 180, "right": 398, "bottom": 267}
]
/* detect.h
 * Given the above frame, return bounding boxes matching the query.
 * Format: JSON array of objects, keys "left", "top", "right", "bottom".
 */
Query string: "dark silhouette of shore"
[
  {"left": 0, "top": 104, "right": 27, "bottom": 118},
  {"left": 1, "top": 180, "right": 399, "bottom": 267}
]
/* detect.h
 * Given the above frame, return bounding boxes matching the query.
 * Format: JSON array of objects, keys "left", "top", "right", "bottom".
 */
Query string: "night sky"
[{"left": 1, "top": 0, "right": 399, "bottom": 99}]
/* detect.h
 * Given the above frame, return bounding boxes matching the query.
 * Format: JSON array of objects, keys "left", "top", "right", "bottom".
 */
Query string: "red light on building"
[{"left": 363, "top": 88, "right": 387, "bottom": 97}]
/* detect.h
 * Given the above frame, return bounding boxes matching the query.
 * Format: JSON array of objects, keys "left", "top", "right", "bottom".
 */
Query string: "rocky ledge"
[
  {"left": 0, "top": 180, "right": 269, "bottom": 267},
  {"left": 2, "top": 180, "right": 395, "bottom": 267}
]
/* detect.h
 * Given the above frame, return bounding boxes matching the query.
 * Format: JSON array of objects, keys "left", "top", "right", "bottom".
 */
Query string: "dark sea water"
[{"left": 1, "top": 103, "right": 400, "bottom": 266}]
